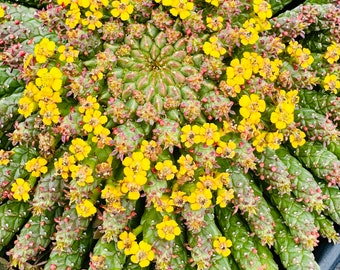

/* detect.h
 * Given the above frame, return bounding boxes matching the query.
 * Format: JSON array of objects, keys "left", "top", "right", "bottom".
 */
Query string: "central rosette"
[{"left": 103, "top": 23, "right": 229, "bottom": 125}]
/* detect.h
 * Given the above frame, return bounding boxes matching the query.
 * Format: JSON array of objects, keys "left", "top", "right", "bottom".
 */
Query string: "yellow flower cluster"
[
  {"left": 18, "top": 50, "right": 63, "bottom": 126},
  {"left": 117, "top": 231, "right": 154, "bottom": 267},
  {"left": 120, "top": 152, "right": 151, "bottom": 200},
  {"left": 287, "top": 41, "right": 314, "bottom": 69},
  {"left": 155, "top": 0, "right": 193, "bottom": 19}
]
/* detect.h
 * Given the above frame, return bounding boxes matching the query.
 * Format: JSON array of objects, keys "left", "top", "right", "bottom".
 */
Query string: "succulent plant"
[{"left": 0, "top": 0, "right": 340, "bottom": 269}]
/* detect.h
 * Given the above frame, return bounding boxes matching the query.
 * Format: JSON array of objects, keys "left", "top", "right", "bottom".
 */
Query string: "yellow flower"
[
  {"left": 11, "top": 178, "right": 31, "bottom": 201},
  {"left": 226, "top": 58, "right": 252, "bottom": 85},
  {"left": 205, "top": 0, "right": 219, "bottom": 7},
  {"left": 252, "top": 131, "right": 268, "bottom": 152},
  {"left": 117, "top": 231, "right": 139, "bottom": 255},
  {"left": 265, "top": 131, "right": 283, "bottom": 150},
  {"left": 0, "top": 6, "right": 5, "bottom": 18},
  {"left": 0, "top": 150, "right": 13, "bottom": 166},
  {"left": 54, "top": 153, "right": 76, "bottom": 180},
  {"left": 186, "top": 188, "right": 212, "bottom": 210},
  {"left": 203, "top": 36, "right": 226, "bottom": 58},
  {"left": 79, "top": 95, "right": 100, "bottom": 114},
  {"left": 169, "top": 0, "right": 194, "bottom": 20},
  {"left": 253, "top": 0, "right": 272, "bottom": 20},
  {"left": 199, "top": 123, "right": 221, "bottom": 146},
  {"left": 198, "top": 174, "right": 222, "bottom": 191},
  {"left": 76, "top": 199, "right": 97, "bottom": 217},
  {"left": 295, "top": 47, "right": 314, "bottom": 69},
  {"left": 35, "top": 67, "right": 63, "bottom": 91},
  {"left": 259, "top": 57, "right": 282, "bottom": 82},
  {"left": 289, "top": 128, "right": 306, "bottom": 148},
  {"left": 242, "top": 51, "right": 264, "bottom": 74},
  {"left": 111, "top": 0, "right": 134, "bottom": 21},
  {"left": 77, "top": 0, "right": 90, "bottom": 8},
  {"left": 18, "top": 96, "right": 37, "bottom": 118},
  {"left": 152, "top": 195, "right": 174, "bottom": 213},
  {"left": 65, "top": 6, "right": 81, "bottom": 29},
  {"left": 239, "top": 26, "right": 259, "bottom": 46},
  {"left": 40, "top": 102, "right": 60, "bottom": 126},
  {"left": 216, "top": 188, "right": 234, "bottom": 208},
  {"left": 23, "top": 82, "right": 40, "bottom": 102},
  {"left": 82, "top": 10, "right": 103, "bottom": 30},
  {"left": 25, "top": 157, "right": 48, "bottom": 177},
  {"left": 120, "top": 178, "right": 143, "bottom": 200},
  {"left": 176, "top": 154, "right": 197, "bottom": 183},
  {"left": 180, "top": 124, "right": 202, "bottom": 148},
  {"left": 70, "top": 164, "right": 94, "bottom": 186},
  {"left": 82, "top": 110, "right": 108, "bottom": 133},
  {"left": 213, "top": 236, "right": 232, "bottom": 257},
  {"left": 270, "top": 103, "right": 295, "bottom": 129},
  {"left": 92, "top": 126, "right": 112, "bottom": 148},
  {"left": 324, "top": 41, "right": 340, "bottom": 64},
  {"left": 239, "top": 94, "right": 266, "bottom": 123},
  {"left": 216, "top": 140, "right": 236, "bottom": 158},
  {"left": 69, "top": 138, "right": 92, "bottom": 161},
  {"left": 156, "top": 216, "right": 181, "bottom": 241},
  {"left": 323, "top": 73, "right": 340, "bottom": 94},
  {"left": 123, "top": 152, "right": 150, "bottom": 172},
  {"left": 36, "top": 87, "right": 62, "bottom": 108},
  {"left": 58, "top": 45, "right": 79, "bottom": 63},
  {"left": 34, "top": 38, "right": 56, "bottom": 64},
  {"left": 155, "top": 160, "right": 178, "bottom": 180},
  {"left": 140, "top": 140, "right": 162, "bottom": 162},
  {"left": 101, "top": 184, "right": 123, "bottom": 201},
  {"left": 130, "top": 241, "right": 155, "bottom": 267},
  {"left": 206, "top": 16, "right": 223, "bottom": 31},
  {"left": 171, "top": 190, "right": 187, "bottom": 207}
]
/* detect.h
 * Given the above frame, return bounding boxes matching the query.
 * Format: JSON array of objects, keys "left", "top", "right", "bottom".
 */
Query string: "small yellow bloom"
[
  {"left": 11, "top": 178, "right": 31, "bottom": 201},
  {"left": 78, "top": 95, "right": 100, "bottom": 114},
  {"left": 186, "top": 188, "right": 212, "bottom": 210},
  {"left": 226, "top": 58, "right": 252, "bottom": 85},
  {"left": 216, "top": 188, "right": 234, "bottom": 208},
  {"left": 323, "top": 73, "right": 340, "bottom": 94},
  {"left": 155, "top": 160, "right": 178, "bottom": 180},
  {"left": 70, "top": 164, "right": 94, "bottom": 186},
  {"left": 69, "top": 138, "right": 92, "bottom": 161},
  {"left": 58, "top": 45, "right": 79, "bottom": 63},
  {"left": 239, "top": 94, "right": 266, "bottom": 123},
  {"left": 40, "top": 102, "right": 60, "bottom": 126},
  {"left": 203, "top": 36, "right": 226, "bottom": 58},
  {"left": 25, "top": 157, "right": 48, "bottom": 177},
  {"left": 0, "top": 6, "right": 5, "bottom": 18},
  {"left": 200, "top": 123, "right": 221, "bottom": 146},
  {"left": 82, "top": 110, "right": 108, "bottom": 133},
  {"left": 34, "top": 38, "right": 56, "bottom": 64},
  {"left": 156, "top": 216, "right": 181, "bottom": 241},
  {"left": 82, "top": 10, "right": 103, "bottom": 30},
  {"left": 130, "top": 241, "right": 155, "bottom": 267},
  {"left": 18, "top": 96, "right": 37, "bottom": 118},
  {"left": 205, "top": 0, "right": 219, "bottom": 7},
  {"left": 180, "top": 125, "right": 202, "bottom": 148},
  {"left": 35, "top": 67, "right": 63, "bottom": 91},
  {"left": 76, "top": 199, "right": 97, "bottom": 217},
  {"left": 324, "top": 41, "right": 340, "bottom": 64},
  {"left": 206, "top": 16, "right": 223, "bottom": 31},
  {"left": 289, "top": 128, "right": 306, "bottom": 148},
  {"left": 253, "top": 0, "right": 272, "bottom": 20},
  {"left": 169, "top": 0, "right": 193, "bottom": 19},
  {"left": 213, "top": 236, "right": 232, "bottom": 257},
  {"left": 0, "top": 150, "right": 13, "bottom": 166},
  {"left": 270, "top": 103, "right": 295, "bottom": 130},
  {"left": 117, "top": 231, "right": 139, "bottom": 255},
  {"left": 111, "top": 0, "right": 134, "bottom": 21}
]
